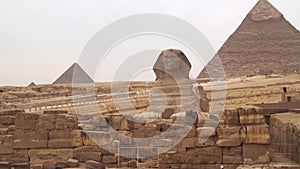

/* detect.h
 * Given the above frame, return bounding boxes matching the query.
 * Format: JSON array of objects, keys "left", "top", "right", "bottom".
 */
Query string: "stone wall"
[
  {"left": 201, "top": 75, "right": 300, "bottom": 107},
  {"left": 270, "top": 112, "right": 300, "bottom": 164},
  {"left": 0, "top": 106, "right": 271, "bottom": 169},
  {"left": 159, "top": 106, "right": 271, "bottom": 169}
]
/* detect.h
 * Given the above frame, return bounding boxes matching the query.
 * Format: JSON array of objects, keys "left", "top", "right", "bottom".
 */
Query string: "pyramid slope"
[
  {"left": 53, "top": 63, "right": 94, "bottom": 84},
  {"left": 199, "top": 0, "right": 300, "bottom": 78}
]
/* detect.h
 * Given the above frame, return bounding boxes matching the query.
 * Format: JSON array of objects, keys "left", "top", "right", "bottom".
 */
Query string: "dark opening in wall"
[
  {"left": 283, "top": 87, "right": 287, "bottom": 93},
  {"left": 264, "top": 115, "right": 270, "bottom": 125},
  {"left": 287, "top": 96, "right": 292, "bottom": 102},
  {"left": 0, "top": 89, "right": 3, "bottom": 93}
]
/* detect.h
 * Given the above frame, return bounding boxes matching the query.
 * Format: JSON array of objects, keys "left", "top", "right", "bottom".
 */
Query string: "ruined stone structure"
[
  {"left": 2, "top": 105, "right": 299, "bottom": 169},
  {"left": 0, "top": 106, "right": 277, "bottom": 169},
  {"left": 270, "top": 113, "right": 300, "bottom": 164},
  {"left": 203, "top": 75, "right": 300, "bottom": 106}
]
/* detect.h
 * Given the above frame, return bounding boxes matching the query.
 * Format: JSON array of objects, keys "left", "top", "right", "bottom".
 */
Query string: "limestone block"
[
  {"left": 216, "top": 126, "right": 241, "bottom": 147},
  {"left": 199, "top": 85, "right": 210, "bottom": 112},
  {"left": 243, "top": 144, "right": 270, "bottom": 164},
  {"left": 195, "top": 136, "right": 216, "bottom": 148},
  {"left": 186, "top": 126, "right": 197, "bottom": 138},
  {"left": 223, "top": 147, "right": 243, "bottom": 164},
  {"left": 48, "top": 130, "right": 83, "bottom": 148},
  {"left": 13, "top": 130, "right": 48, "bottom": 149},
  {"left": 83, "top": 131, "right": 113, "bottom": 146},
  {"left": 159, "top": 154, "right": 185, "bottom": 164},
  {"left": 156, "top": 122, "right": 171, "bottom": 132},
  {"left": 169, "top": 147, "right": 186, "bottom": 154},
  {"left": 0, "top": 128, "right": 8, "bottom": 135},
  {"left": 13, "top": 162, "right": 29, "bottom": 169},
  {"left": 102, "top": 155, "right": 117, "bottom": 164},
  {"left": 74, "top": 146, "right": 102, "bottom": 162},
  {"left": 0, "top": 116, "right": 15, "bottom": 125},
  {"left": 55, "top": 114, "right": 78, "bottom": 130},
  {"left": 244, "top": 125, "right": 270, "bottom": 144},
  {"left": 103, "top": 163, "right": 118, "bottom": 168},
  {"left": 120, "top": 159, "right": 137, "bottom": 168},
  {"left": 15, "top": 113, "right": 39, "bottom": 130},
  {"left": 82, "top": 132, "right": 97, "bottom": 146},
  {"left": 85, "top": 160, "right": 105, "bottom": 169},
  {"left": 31, "top": 164, "right": 43, "bottom": 169},
  {"left": 37, "top": 114, "right": 56, "bottom": 130},
  {"left": 197, "top": 127, "right": 216, "bottom": 137},
  {"left": 55, "top": 162, "right": 67, "bottom": 169},
  {"left": 109, "top": 115, "right": 133, "bottom": 131},
  {"left": 0, "top": 135, "right": 13, "bottom": 155},
  {"left": 115, "top": 101, "right": 136, "bottom": 112},
  {"left": 160, "top": 164, "right": 223, "bottom": 169},
  {"left": 151, "top": 138, "right": 174, "bottom": 147},
  {"left": 162, "top": 108, "right": 175, "bottom": 119},
  {"left": 67, "top": 159, "right": 79, "bottom": 167},
  {"left": 197, "top": 112, "right": 210, "bottom": 127},
  {"left": 7, "top": 125, "right": 15, "bottom": 135},
  {"left": 160, "top": 164, "right": 237, "bottom": 169},
  {"left": 132, "top": 98, "right": 149, "bottom": 109},
  {"left": 0, "top": 149, "right": 28, "bottom": 163},
  {"left": 43, "top": 110, "right": 68, "bottom": 115},
  {"left": 42, "top": 161, "right": 55, "bottom": 169},
  {"left": 28, "top": 149, "right": 73, "bottom": 165},
  {"left": 179, "top": 137, "right": 195, "bottom": 148},
  {"left": 219, "top": 109, "right": 239, "bottom": 126},
  {"left": 0, "top": 109, "right": 23, "bottom": 116},
  {"left": 133, "top": 111, "right": 160, "bottom": 122},
  {"left": 185, "top": 147, "right": 222, "bottom": 164},
  {"left": 238, "top": 106, "right": 265, "bottom": 125},
  {"left": 0, "top": 162, "right": 11, "bottom": 169},
  {"left": 133, "top": 127, "right": 158, "bottom": 138}
]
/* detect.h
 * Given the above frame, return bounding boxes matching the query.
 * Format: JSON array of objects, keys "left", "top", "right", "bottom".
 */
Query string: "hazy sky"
[{"left": 1, "top": 0, "right": 300, "bottom": 86}]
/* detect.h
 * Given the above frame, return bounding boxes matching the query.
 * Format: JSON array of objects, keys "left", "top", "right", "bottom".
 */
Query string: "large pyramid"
[
  {"left": 199, "top": 0, "right": 300, "bottom": 78},
  {"left": 53, "top": 63, "right": 94, "bottom": 84}
]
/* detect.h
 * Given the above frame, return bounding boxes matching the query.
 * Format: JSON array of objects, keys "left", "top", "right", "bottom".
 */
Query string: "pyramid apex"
[
  {"left": 70, "top": 62, "right": 80, "bottom": 68},
  {"left": 72, "top": 62, "right": 79, "bottom": 66},
  {"left": 249, "top": 0, "right": 282, "bottom": 21},
  {"left": 53, "top": 62, "right": 94, "bottom": 84},
  {"left": 28, "top": 82, "right": 36, "bottom": 87}
]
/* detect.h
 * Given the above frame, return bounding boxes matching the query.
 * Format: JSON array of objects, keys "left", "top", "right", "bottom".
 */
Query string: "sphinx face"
[{"left": 162, "top": 52, "right": 181, "bottom": 71}]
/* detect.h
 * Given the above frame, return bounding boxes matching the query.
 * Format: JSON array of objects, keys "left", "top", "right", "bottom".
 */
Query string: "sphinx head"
[{"left": 153, "top": 49, "right": 192, "bottom": 81}]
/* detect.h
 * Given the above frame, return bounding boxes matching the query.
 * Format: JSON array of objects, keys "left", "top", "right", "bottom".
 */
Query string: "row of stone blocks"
[
  {"left": 0, "top": 106, "right": 271, "bottom": 168},
  {"left": 0, "top": 110, "right": 107, "bottom": 168},
  {"left": 0, "top": 158, "right": 111, "bottom": 169},
  {"left": 158, "top": 106, "right": 271, "bottom": 168}
]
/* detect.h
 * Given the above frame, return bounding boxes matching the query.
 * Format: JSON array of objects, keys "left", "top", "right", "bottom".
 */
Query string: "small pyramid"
[
  {"left": 53, "top": 63, "right": 94, "bottom": 84},
  {"left": 28, "top": 82, "right": 36, "bottom": 87},
  {"left": 199, "top": 0, "right": 300, "bottom": 78}
]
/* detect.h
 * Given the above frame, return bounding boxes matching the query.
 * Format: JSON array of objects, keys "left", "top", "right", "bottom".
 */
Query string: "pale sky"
[{"left": 0, "top": 0, "right": 300, "bottom": 86}]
